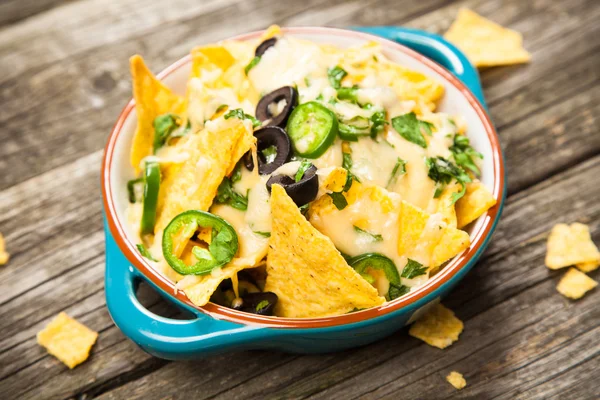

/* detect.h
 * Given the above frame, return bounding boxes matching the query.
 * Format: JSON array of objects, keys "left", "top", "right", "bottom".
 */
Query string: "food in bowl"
[{"left": 124, "top": 25, "right": 497, "bottom": 318}]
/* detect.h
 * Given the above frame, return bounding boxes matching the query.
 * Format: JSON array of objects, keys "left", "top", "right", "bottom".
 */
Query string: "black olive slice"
[
  {"left": 243, "top": 126, "right": 292, "bottom": 175},
  {"left": 255, "top": 38, "right": 277, "bottom": 57},
  {"left": 266, "top": 164, "right": 319, "bottom": 207},
  {"left": 255, "top": 86, "right": 299, "bottom": 127},
  {"left": 239, "top": 292, "right": 278, "bottom": 316}
]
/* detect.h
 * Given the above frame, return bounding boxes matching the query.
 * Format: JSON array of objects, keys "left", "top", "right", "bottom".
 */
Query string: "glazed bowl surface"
[{"left": 102, "top": 26, "right": 504, "bottom": 358}]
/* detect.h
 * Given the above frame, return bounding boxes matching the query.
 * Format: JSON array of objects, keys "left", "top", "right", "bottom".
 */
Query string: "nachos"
[{"left": 124, "top": 26, "right": 496, "bottom": 318}]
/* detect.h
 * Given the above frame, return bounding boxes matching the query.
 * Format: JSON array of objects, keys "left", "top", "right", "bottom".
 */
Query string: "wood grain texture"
[{"left": 0, "top": 0, "right": 598, "bottom": 398}]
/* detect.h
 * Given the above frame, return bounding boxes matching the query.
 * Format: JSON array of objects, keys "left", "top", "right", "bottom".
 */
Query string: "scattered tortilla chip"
[
  {"left": 433, "top": 183, "right": 460, "bottom": 229},
  {"left": 576, "top": 260, "right": 600, "bottom": 273},
  {"left": 409, "top": 303, "right": 463, "bottom": 349},
  {"left": 556, "top": 268, "right": 598, "bottom": 300},
  {"left": 37, "top": 312, "right": 98, "bottom": 369},
  {"left": 444, "top": 8, "right": 531, "bottom": 68},
  {"left": 191, "top": 45, "right": 236, "bottom": 76},
  {"left": 154, "top": 119, "right": 255, "bottom": 234},
  {"left": 265, "top": 185, "right": 385, "bottom": 318},
  {"left": 260, "top": 25, "right": 282, "bottom": 41},
  {"left": 455, "top": 181, "right": 497, "bottom": 228},
  {"left": 0, "top": 233, "right": 9, "bottom": 265},
  {"left": 545, "top": 223, "right": 600, "bottom": 269},
  {"left": 129, "top": 55, "right": 185, "bottom": 174},
  {"left": 446, "top": 371, "right": 467, "bottom": 390}
]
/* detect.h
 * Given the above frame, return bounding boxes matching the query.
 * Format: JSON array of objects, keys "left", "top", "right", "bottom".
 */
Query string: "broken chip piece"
[
  {"left": 0, "top": 233, "right": 9, "bottom": 265},
  {"left": 409, "top": 303, "right": 463, "bottom": 349},
  {"left": 444, "top": 8, "right": 531, "bottom": 68},
  {"left": 36, "top": 312, "right": 98, "bottom": 369},
  {"left": 446, "top": 371, "right": 467, "bottom": 390},
  {"left": 556, "top": 268, "right": 598, "bottom": 300},
  {"left": 545, "top": 223, "right": 600, "bottom": 270}
]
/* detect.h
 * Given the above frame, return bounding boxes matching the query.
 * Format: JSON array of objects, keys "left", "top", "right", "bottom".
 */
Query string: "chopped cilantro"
[
  {"left": 401, "top": 259, "right": 427, "bottom": 279},
  {"left": 328, "top": 192, "right": 348, "bottom": 210},
  {"left": 327, "top": 65, "right": 347, "bottom": 89},
  {"left": 215, "top": 177, "right": 248, "bottom": 210},
  {"left": 386, "top": 157, "right": 407, "bottom": 189},
  {"left": 245, "top": 56, "right": 261, "bottom": 74},
  {"left": 337, "top": 86, "right": 358, "bottom": 103},
  {"left": 391, "top": 112, "right": 427, "bottom": 148},
  {"left": 261, "top": 145, "right": 277, "bottom": 164},
  {"left": 450, "top": 134, "right": 483, "bottom": 176},
  {"left": 224, "top": 108, "right": 261, "bottom": 128},
  {"left": 127, "top": 178, "right": 143, "bottom": 203},
  {"left": 298, "top": 203, "right": 310, "bottom": 216},
  {"left": 153, "top": 113, "right": 186, "bottom": 152},
  {"left": 353, "top": 226, "right": 383, "bottom": 242},
  {"left": 426, "top": 156, "right": 472, "bottom": 204},
  {"left": 388, "top": 283, "right": 410, "bottom": 300},
  {"left": 231, "top": 161, "right": 243, "bottom": 183},
  {"left": 370, "top": 109, "right": 387, "bottom": 138},
  {"left": 419, "top": 120, "right": 434, "bottom": 136},
  {"left": 294, "top": 160, "right": 313, "bottom": 182},
  {"left": 253, "top": 231, "right": 271, "bottom": 238}
]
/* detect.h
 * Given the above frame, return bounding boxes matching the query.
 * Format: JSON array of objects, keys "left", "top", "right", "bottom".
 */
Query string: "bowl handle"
[
  {"left": 104, "top": 224, "right": 270, "bottom": 359},
  {"left": 353, "top": 26, "right": 486, "bottom": 107}
]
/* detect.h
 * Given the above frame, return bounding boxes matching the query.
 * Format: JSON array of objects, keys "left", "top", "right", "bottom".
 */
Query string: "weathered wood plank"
[
  {"left": 86, "top": 156, "right": 600, "bottom": 399},
  {"left": 0, "top": 0, "right": 74, "bottom": 27},
  {"left": 1, "top": 0, "right": 598, "bottom": 192}
]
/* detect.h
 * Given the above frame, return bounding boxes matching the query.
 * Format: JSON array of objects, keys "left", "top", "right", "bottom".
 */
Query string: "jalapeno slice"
[
  {"left": 162, "top": 210, "right": 239, "bottom": 275},
  {"left": 349, "top": 253, "right": 402, "bottom": 301},
  {"left": 286, "top": 101, "right": 338, "bottom": 158},
  {"left": 140, "top": 161, "right": 160, "bottom": 235}
]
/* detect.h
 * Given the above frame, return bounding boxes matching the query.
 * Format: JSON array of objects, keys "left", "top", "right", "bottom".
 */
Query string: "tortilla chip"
[
  {"left": 191, "top": 45, "right": 236, "bottom": 76},
  {"left": 398, "top": 200, "right": 471, "bottom": 268},
  {"left": 444, "top": 9, "right": 531, "bottom": 68},
  {"left": 322, "top": 167, "right": 349, "bottom": 193},
  {"left": 446, "top": 371, "right": 467, "bottom": 390},
  {"left": 0, "top": 233, "right": 9, "bottom": 265},
  {"left": 409, "top": 303, "right": 463, "bottom": 349},
  {"left": 265, "top": 185, "right": 385, "bottom": 318},
  {"left": 455, "top": 181, "right": 497, "bottom": 229},
  {"left": 556, "top": 268, "right": 598, "bottom": 300},
  {"left": 260, "top": 25, "right": 282, "bottom": 41},
  {"left": 37, "top": 312, "right": 98, "bottom": 369},
  {"left": 129, "top": 55, "right": 185, "bottom": 174},
  {"left": 434, "top": 183, "right": 460, "bottom": 229},
  {"left": 545, "top": 223, "right": 600, "bottom": 269},
  {"left": 576, "top": 260, "right": 600, "bottom": 273},
  {"left": 154, "top": 119, "right": 255, "bottom": 234}
]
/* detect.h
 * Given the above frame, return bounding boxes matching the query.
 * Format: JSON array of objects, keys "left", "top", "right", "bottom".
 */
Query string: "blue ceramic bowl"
[{"left": 102, "top": 27, "right": 505, "bottom": 360}]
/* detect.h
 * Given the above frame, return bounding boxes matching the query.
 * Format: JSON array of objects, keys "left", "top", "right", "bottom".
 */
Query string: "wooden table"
[{"left": 1, "top": 0, "right": 599, "bottom": 398}]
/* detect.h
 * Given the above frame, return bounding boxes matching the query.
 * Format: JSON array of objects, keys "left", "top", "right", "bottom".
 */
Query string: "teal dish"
[{"left": 102, "top": 27, "right": 505, "bottom": 359}]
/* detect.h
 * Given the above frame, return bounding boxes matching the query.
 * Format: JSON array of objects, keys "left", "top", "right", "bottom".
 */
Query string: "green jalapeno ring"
[
  {"left": 348, "top": 253, "right": 401, "bottom": 301},
  {"left": 140, "top": 161, "right": 161, "bottom": 235},
  {"left": 162, "top": 210, "right": 239, "bottom": 276},
  {"left": 286, "top": 101, "right": 338, "bottom": 158}
]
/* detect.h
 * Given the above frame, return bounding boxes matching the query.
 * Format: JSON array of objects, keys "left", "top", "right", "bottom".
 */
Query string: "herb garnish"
[
  {"left": 253, "top": 231, "right": 271, "bottom": 238},
  {"left": 127, "top": 178, "right": 143, "bottom": 203},
  {"left": 426, "top": 156, "right": 472, "bottom": 204},
  {"left": 388, "top": 282, "right": 410, "bottom": 300},
  {"left": 391, "top": 112, "right": 428, "bottom": 148},
  {"left": 261, "top": 145, "right": 277, "bottom": 164},
  {"left": 294, "top": 160, "right": 313, "bottom": 182},
  {"left": 328, "top": 65, "right": 348, "bottom": 89},
  {"left": 224, "top": 108, "right": 261, "bottom": 128},
  {"left": 353, "top": 226, "right": 383, "bottom": 242},
  {"left": 419, "top": 120, "right": 434, "bottom": 136},
  {"left": 401, "top": 259, "right": 427, "bottom": 279},
  {"left": 450, "top": 134, "right": 483, "bottom": 176},
  {"left": 245, "top": 56, "right": 261, "bottom": 74},
  {"left": 342, "top": 149, "right": 361, "bottom": 183},
  {"left": 136, "top": 244, "right": 158, "bottom": 262},
  {"left": 153, "top": 113, "right": 189, "bottom": 152},
  {"left": 386, "top": 157, "right": 407, "bottom": 189},
  {"left": 328, "top": 192, "right": 348, "bottom": 210},
  {"left": 215, "top": 177, "right": 249, "bottom": 210},
  {"left": 256, "top": 300, "right": 270, "bottom": 312},
  {"left": 337, "top": 86, "right": 358, "bottom": 103}
]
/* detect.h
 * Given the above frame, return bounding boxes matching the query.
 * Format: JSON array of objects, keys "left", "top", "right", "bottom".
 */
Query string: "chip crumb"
[
  {"left": 37, "top": 312, "right": 98, "bottom": 369},
  {"left": 0, "top": 233, "right": 9, "bottom": 265},
  {"left": 446, "top": 371, "right": 467, "bottom": 390},
  {"left": 556, "top": 268, "right": 598, "bottom": 300},
  {"left": 409, "top": 303, "right": 463, "bottom": 349},
  {"left": 444, "top": 8, "right": 531, "bottom": 68},
  {"left": 545, "top": 223, "right": 600, "bottom": 270}
]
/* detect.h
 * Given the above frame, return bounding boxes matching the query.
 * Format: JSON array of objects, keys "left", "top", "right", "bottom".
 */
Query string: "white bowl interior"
[{"left": 109, "top": 29, "right": 496, "bottom": 250}]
